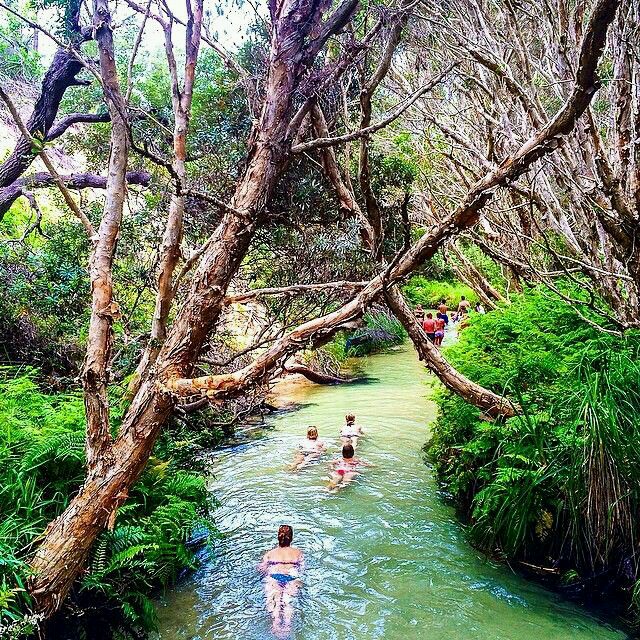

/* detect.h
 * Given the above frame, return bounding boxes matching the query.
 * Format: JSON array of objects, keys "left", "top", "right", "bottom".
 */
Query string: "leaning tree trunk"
[
  {"left": 384, "top": 285, "right": 518, "bottom": 418},
  {"left": 0, "top": 49, "right": 86, "bottom": 195},
  {"left": 28, "top": 0, "right": 342, "bottom": 615}
]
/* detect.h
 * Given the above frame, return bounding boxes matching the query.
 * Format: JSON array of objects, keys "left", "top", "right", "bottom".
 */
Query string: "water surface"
[{"left": 156, "top": 347, "right": 624, "bottom": 640}]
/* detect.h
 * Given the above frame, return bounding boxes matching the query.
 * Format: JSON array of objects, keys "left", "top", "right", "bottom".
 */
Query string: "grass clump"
[
  {"left": 322, "top": 310, "right": 407, "bottom": 362},
  {"left": 426, "top": 287, "right": 640, "bottom": 616}
]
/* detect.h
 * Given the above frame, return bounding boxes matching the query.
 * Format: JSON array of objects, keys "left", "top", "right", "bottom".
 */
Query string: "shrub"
[
  {"left": 426, "top": 287, "right": 640, "bottom": 612},
  {"left": 403, "top": 277, "right": 475, "bottom": 308},
  {"left": 0, "top": 369, "right": 214, "bottom": 637}
]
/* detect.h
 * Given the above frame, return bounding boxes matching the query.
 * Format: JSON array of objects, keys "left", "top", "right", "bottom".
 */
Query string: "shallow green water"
[{"left": 155, "top": 347, "right": 625, "bottom": 640}]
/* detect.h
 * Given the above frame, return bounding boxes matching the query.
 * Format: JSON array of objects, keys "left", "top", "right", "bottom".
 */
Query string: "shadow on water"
[{"left": 154, "top": 347, "right": 628, "bottom": 640}]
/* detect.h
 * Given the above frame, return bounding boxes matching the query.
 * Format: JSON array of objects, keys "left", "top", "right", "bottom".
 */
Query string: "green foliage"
[
  {"left": 403, "top": 276, "right": 475, "bottom": 308},
  {"left": 0, "top": 18, "right": 41, "bottom": 81},
  {"left": 320, "top": 310, "right": 407, "bottom": 362},
  {"left": 0, "top": 369, "right": 214, "bottom": 637},
  {"left": 426, "top": 287, "right": 640, "bottom": 612},
  {"left": 344, "top": 310, "right": 407, "bottom": 357}
]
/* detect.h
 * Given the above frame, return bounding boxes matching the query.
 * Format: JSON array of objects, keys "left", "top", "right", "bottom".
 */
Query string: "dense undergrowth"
[
  {"left": 403, "top": 276, "right": 474, "bottom": 308},
  {"left": 426, "top": 288, "right": 640, "bottom": 619},
  {"left": 0, "top": 369, "right": 216, "bottom": 639}
]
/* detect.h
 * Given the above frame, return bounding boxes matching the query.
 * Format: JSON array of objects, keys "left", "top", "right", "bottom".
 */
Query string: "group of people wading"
[
  {"left": 259, "top": 414, "right": 371, "bottom": 637},
  {"left": 414, "top": 295, "right": 485, "bottom": 346}
]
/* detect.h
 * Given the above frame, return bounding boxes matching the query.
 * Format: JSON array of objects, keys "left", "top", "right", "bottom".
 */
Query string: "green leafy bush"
[
  {"left": 0, "top": 369, "right": 214, "bottom": 637},
  {"left": 426, "top": 287, "right": 640, "bottom": 614},
  {"left": 403, "top": 277, "right": 475, "bottom": 308}
]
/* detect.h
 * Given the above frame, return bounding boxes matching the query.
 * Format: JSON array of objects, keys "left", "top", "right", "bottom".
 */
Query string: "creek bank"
[{"left": 426, "top": 287, "right": 640, "bottom": 630}]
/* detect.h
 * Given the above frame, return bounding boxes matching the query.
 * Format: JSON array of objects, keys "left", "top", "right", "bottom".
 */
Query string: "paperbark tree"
[
  {"left": 28, "top": 0, "right": 361, "bottom": 614},
  {"left": 22, "top": 0, "right": 619, "bottom": 619},
  {"left": 410, "top": 0, "right": 638, "bottom": 328}
]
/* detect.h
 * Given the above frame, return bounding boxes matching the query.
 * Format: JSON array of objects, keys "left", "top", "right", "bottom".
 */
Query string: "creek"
[{"left": 155, "top": 347, "right": 625, "bottom": 640}]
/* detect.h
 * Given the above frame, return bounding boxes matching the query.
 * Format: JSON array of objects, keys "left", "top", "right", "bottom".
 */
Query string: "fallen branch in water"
[{"left": 283, "top": 362, "right": 356, "bottom": 385}]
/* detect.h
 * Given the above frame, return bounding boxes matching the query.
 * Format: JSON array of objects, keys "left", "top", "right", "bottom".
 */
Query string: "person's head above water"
[
  {"left": 307, "top": 426, "right": 318, "bottom": 440},
  {"left": 277, "top": 525, "right": 293, "bottom": 547},
  {"left": 342, "top": 443, "right": 355, "bottom": 459},
  {"left": 345, "top": 413, "right": 355, "bottom": 424}
]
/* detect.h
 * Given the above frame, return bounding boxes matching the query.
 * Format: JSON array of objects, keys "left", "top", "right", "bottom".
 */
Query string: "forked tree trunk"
[{"left": 0, "top": 50, "right": 85, "bottom": 194}]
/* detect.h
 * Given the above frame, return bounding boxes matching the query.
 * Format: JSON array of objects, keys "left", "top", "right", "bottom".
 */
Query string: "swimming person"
[
  {"left": 258, "top": 525, "right": 304, "bottom": 638},
  {"left": 327, "top": 443, "right": 371, "bottom": 492},
  {"left": 340, "top": 413, "right": 365, "bottom": 449},
  {"left": 289, "top": 426, "right": 326, "bottom": 471},
  {"left": 422, "top": 312, "right": 436, "bottom": 342}
]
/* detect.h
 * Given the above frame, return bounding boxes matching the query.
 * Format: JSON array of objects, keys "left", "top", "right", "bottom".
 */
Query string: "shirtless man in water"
[
  {"left": 437, "top": 299, "right": 449, "bottom": 326},
  {"left": 457, "top": 295, "right": 471, "bottom": 314},
  {"left": 422, "top": 312, "right": 437, "bottom": 343},
  {"left": 259, "top": 525, "right": 303, "bottom": 638},
  {"left": 289, "top": 426, "right": 326, "bottom": 471}
]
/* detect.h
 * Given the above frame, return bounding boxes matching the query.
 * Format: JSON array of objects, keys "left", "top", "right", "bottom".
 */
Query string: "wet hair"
[
  {"left": 307, "top": 426, "right": 318, "bottom": 439},
  {"left": 278, "top": 525, "right": 293, "bottom": 547},
  {"left": 461, "top": 295, "right": 466, "bottom": 300},
  {"left": 345, "top": 413, "right": 356, "bottom": 424},
  {"left": 342, "top": 444, "right": 355, "bottom": 459},
  {"left": 426, "top": 312, "right": 433, "bottom": 318}
]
